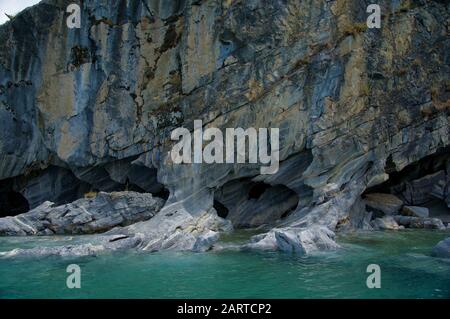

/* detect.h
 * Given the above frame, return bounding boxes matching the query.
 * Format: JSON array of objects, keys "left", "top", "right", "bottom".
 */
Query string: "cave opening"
[
  {"left": 248, "top": 182, "right": 271, "bottom": 199},
  {"left": 0, "top": 189, "right": 30, "bottom": 217},
  {"left": 153, "top": 187, "right": 170, "bottom": 201},
  {"left": 1, "top": 160, "right": 171, "bottom": 213},
  {"left": 215, "top": 178, "right": 299, "bottom": 228},
  {"left": 366, "top": 147, "right": 449, "bottom": 194},
  {"left": 361, "top": 147, "right": 449, "bottom": 226},
  {"left": 280, "top": 203, "right": 297, "bottom": 219},
  {"left": 213, "top": 200, "right": 229, "bottom": 218}
]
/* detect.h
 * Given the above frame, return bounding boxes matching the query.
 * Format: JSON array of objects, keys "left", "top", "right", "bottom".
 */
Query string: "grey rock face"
[
  {"left": 336, "top": 196, "right": 373, "bottom": 231},
  {"left": 214, "top": 179, "right": 299, "bottom": 228},
  {"left": 394, "top": 216, "right": 446, "bottom": 230},
  {"left": 1, "top": 244, "right": 105, "bottom": 258},
  {"left": 107, "top": 205, "right": 232, "bottom": 252},
  {"left": 402, "top": 206, "right": 429, "bottom": 218},
  {"left": 192, "top": 230, "right": 220, "bottom": 253},
  {"left": 0, "top": 234, "right": 142, "bottom": 258},
  {"left": 244, "top": 225, "right": 340, "bottom": 255},
  {"left": 12, "top": 166, "right": 92, "bottom": 209},
  {"left": 364, "top": 193, "right": 404, "bottom": 216},
  {"left": 0, "top": 192, "right": 164, "bottom": 236},
  {"left": 432, "top": 237, "right": 450, "bottom": 259},
  {"left": 403, "top": 171, "right": 447, "bottom": 205},
  {"left": 371, "top": 216, "right": 400, "bottom": 231},
  {"left": 0, "top": 206, "right": 231, "bottom": 257}
]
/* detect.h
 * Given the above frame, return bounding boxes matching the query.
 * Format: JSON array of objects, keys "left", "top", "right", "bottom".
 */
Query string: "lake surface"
[{"left": 0, "top": 229, "right": 449, "bottom": 298}]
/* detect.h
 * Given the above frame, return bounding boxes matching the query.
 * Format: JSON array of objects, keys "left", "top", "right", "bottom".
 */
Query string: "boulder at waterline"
[
  {"left": 432, "top": 237, "right": 450, "bottom": 259},
  {"left": 244, "top": 225, "right": 340, "bottom": 254},
  {"left": 394, "top": 216, "right": 446, "bottom": 230},
  {"left": 0, "top": 192, "right": 165, "bottom": 236},
  {"left": 371, "top": 216, "right": 400, "bottom": 230},
  {"left": 0, "top": 234, "right": 142, "bottom": 258},
  {"left": 0, "top": 206, "right": 232, "bottom": 258}
]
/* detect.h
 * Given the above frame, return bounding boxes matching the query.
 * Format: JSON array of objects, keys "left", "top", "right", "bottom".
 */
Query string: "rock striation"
[
  {"left": 0, "top": 205, "right": 232, "bottom": 258},
  {"left": 244, "top": 225, "right": 340, "bottom": 255},
  {"left": 0, "top": 191, "right": 164, "bottom": 235}
]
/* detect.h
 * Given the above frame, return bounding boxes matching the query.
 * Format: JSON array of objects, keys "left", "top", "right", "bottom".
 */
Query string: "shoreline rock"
[
  {"left": 0, "top": 192, "right": 164, "bottom": 236},
  {"left": 0, "top": 234, "right": 143, "bottom": 258},
  {"left": 371, "top": 216, "right": 401, "bottom": 230},
  {"left": 243, "top": 225, "right": 340, "bottom": 255},
  {"left": 432, "top": 237, "right": 450, "bottom": 259},
  {"left": 394, "top": 215, "right": 446, "bottom": 230},
  {"left": 0, "top": 204, "right": 232, "bottom": 258}
]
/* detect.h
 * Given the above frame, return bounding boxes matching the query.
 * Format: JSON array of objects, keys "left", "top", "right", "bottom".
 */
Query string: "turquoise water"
[{"left": 0, "top": 229, "right": 449, "bottom": 299}]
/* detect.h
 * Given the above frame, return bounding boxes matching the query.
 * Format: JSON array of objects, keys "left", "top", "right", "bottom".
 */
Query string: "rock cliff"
[{"left": 0, "top": 0, "right": 449, "bottom": 254}]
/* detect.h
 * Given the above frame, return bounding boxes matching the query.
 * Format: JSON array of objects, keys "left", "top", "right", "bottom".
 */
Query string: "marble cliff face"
[{"left": 0, "top": 0, "right": 449, "bottom": 254}]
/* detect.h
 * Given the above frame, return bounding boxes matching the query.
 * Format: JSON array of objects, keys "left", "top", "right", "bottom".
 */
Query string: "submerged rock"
[
  {"left": 192, "top": 230, "right": 220, "bottom": 252},
  {"left": 244, "top": 225, "right": 340, "bottom": 255},
  {"left": 0, "top": 192, "right": 164, "bottom": 236},
  {"left": 0, "top": 234, "right": 142, "bottom": 258},
  {"left": 432, "top": 237, "right": 450, "bottom": 259}
]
